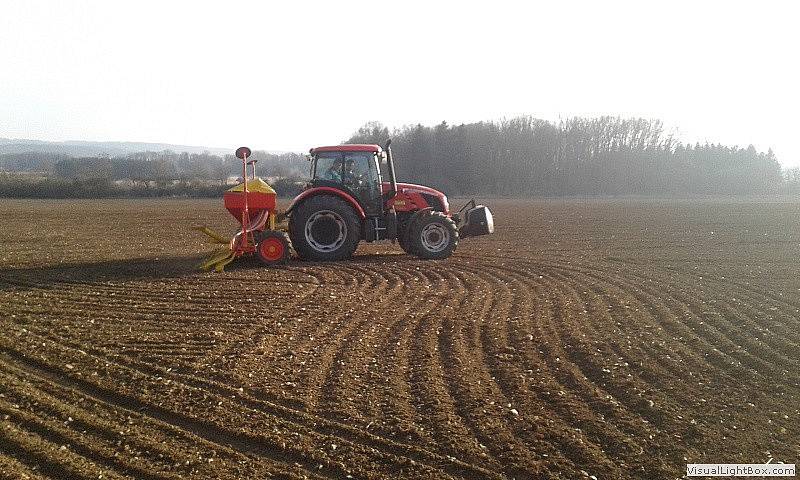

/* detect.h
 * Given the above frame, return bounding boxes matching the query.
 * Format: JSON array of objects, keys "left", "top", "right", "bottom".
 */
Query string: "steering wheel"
[{"left": 345, "top": 171, "right": 365, "bottom": 186}]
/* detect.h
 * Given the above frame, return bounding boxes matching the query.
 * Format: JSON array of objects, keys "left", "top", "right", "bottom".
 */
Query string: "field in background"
[{"left": 0, "top": 198, "right": 798, "bottom": 479}]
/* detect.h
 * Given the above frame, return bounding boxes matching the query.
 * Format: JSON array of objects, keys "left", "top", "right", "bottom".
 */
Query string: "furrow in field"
[
  {"left": 433, "top": 266, "right": 561, "bottom": 478},
  {"left": 357, "top": 267, "right": 444, "bottom": 447},
  {"left": 292, "top": 265, "right": 392, "bottom": 411},
  {"left": 695, "top": 282, "right": 800, "bottom": 367},
  {"left": 0, "top": 416, "right": 128, "bottom": 480},
  {"left": 532, "top": 260, "right": 799, "bottom": 453},
  {"left": 0, "top": 371, "right": 198, "bottom": 477},
  {"left": 0, "top": 451, "right": 53, "bottom": 480},
  {"left": 635, "top": 269, "right": 800, "bottom": 374},
  {"left": 538, "top": 261, "right": 758, "bottom": 382},
  {"left": 0, "top": 397, "right": 178, "bottom": 480},
  {"left": 0, "top": 349, "right": 352, "bottom": 480},
  {"left": 314, "top": 265, "right": 426, "bottom": 423},
  {"left": 588, "top": 264, "right": 794, "bottom": 382},
  {"left": 1, "top": 329, "right": 500, "bottom": 480},
  {"left": 271, "top": 263, "right": 392, "bottom": 410},
  {"left": 403, "top": 266, "right": 494, "bottom": 467},
  {"left": 524, "top": 267, "right": 697, "bottom": 476},
  {"left": 461, "top": 262, "right": 633, "bottom": 478}
]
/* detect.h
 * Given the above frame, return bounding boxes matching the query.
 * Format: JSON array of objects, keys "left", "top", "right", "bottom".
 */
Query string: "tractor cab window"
[
  {"left": 313, "top": 152, "right": 344, "bottom": 182},
  {"left": 312, "top": 150, "right": 382, "bottom": 215},
  {"left": 342, "top": 152, "right": 382, "bottom": 215},
  {"left": 341, "top": 152, "right": 378, "bottom": 186}
]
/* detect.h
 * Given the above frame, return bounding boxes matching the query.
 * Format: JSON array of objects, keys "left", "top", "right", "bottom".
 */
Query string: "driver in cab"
[{"left": 325, "top": 157, "right": 365, "bottom": 185}]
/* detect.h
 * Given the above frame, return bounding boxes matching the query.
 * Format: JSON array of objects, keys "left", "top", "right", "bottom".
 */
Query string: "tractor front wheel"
[
  {"left": 256, "top": 231, "right": 291, "bottom": 266},
  {"left": 289, "top": 195, "right": 361, "bottom": 261},
  {"left": 410, "top": 213, "right": 458, "bottom": 260}
]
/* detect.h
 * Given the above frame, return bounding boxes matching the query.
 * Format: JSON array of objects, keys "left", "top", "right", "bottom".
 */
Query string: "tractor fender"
[
  {"left": 286, "top": 187, "right": 366, "bottom": 219},
  {"left": 402, "top": 207, "right": 434, "bottom": 246}
]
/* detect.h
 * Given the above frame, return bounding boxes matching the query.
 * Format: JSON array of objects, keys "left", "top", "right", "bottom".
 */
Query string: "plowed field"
[{"left": 1, "top": 198, "right": 798, "bottom": 479}]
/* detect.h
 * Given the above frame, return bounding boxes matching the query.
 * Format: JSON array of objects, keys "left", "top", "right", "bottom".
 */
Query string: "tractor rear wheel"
[
  {"left": 289, "top": 195, "right": 361, "bottom": 261},
  {"left": 410, "top": 212, "right": 458, "bottom": 260},
  {"left": 256, "top": 231, "right": 291, "bottom": 266}
]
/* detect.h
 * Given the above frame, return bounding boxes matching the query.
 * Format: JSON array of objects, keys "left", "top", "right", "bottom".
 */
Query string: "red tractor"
[
  {"left": 285, "top": 140, "right": 493, "bottom": 261},
  {"left": 196, "top": 141, "right": 493, "bottom": 270}
]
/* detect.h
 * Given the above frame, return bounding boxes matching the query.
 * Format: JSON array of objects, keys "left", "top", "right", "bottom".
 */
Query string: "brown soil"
[{"left": 0, "top": 198, "right": 798, "bottom": 479}]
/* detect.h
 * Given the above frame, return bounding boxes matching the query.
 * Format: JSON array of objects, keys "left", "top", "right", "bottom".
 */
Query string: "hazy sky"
[{"left": 2, "top": 1, "right": 798, "bottom": 167}]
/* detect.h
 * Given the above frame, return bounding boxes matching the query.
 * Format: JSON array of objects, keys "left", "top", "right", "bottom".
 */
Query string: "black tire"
[
  {"left": 397, "top": 224, "right": 416, "bottom": 255},
  {"left": 255, "top": 230, "right": 291, "bottom": 266},
  {"left": 398, "top": 234, "right": 415, "bottom": 254},
  {"left": 288, "top": 195, "right": 361, "bottom": 261},
  {"left": 409, "top": 212, "right": 458, "bottom": 260}
]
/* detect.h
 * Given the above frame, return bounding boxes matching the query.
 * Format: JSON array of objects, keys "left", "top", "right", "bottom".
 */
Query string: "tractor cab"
[{"left": 308, "top": 145, "right": 385, "bottom": 216}]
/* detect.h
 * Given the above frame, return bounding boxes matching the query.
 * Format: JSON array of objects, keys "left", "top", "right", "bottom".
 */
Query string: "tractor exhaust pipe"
[{"left": 384, "top": 139, "right": 398, "bottom": 201}]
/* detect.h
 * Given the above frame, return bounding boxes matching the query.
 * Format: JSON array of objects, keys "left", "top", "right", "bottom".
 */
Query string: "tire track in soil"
[
  {"left": 0, "top": 349, "right": 348, "bottom": 480},
  {"left": 0, "top": 399, "right": 177, "bottom": 480},
  {"left": 458, "top": 262, "right": 629, "bottom": 478},
  {"left": 314, "top": 264, "right": 432, "bottom": 424},
  {"left": 1, "top": 333, "right": 500, "bottom": 480},
  {"left": 523, "top": 267, "right": 694, "bottom": 475},
  {"left": 481, "top": 257, "right": 799, "bottom": 452},
  {"left": 580, "top": 263, "right": 798, "bottom": 385},
  {"left": 0, "top": 368, "right": 205, "bottom": 479},
  {"left": 433, "top": 266, "right": 560, "bottom": 478},
  {"left": 287, "top": 263, "right": 395, "bottom": 412},
  {"left": 356, "top": 267, "right": 445, "bottom": 447},
  {"left": 403, "top": 266, "right": 497, "bottom": 468},
  {"left": 0, "top": 452, "right": 53, "bottom": 480}
]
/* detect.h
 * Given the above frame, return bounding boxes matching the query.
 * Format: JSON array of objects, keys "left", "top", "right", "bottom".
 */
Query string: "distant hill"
[{"left": 0, "top": 138, "right": 285, "bottom": 157}]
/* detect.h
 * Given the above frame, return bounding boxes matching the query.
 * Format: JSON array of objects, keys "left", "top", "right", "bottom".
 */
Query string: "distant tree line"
[
  {"left": 1, "top": 116, "right": 798, "bottom": 198},
  {"left": 0, "top": 150, "right": 308, "bottom": 198},
  {"left": 785, "top": 167, "right": 800, "bottom": 195},
  {"left": 348, "top": 117, "right": 795, "bottom": 196}
]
